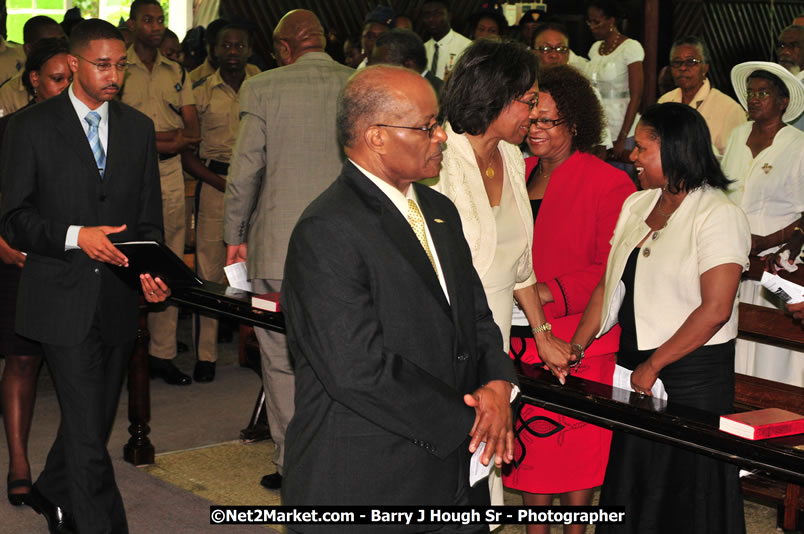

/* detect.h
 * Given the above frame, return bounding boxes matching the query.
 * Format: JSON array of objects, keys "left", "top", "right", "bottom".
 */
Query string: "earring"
[{"left": 33, "top": 86, "right": 37, "bottom": 97}]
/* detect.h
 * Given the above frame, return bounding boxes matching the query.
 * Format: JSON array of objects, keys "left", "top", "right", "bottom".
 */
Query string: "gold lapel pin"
[{"left": 433, "top": 218, "right": 445, "bottom": 223}]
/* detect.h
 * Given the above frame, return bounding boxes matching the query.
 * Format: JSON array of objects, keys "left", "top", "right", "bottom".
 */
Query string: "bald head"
[
  {"left": 337, "top": 65, "right": 430, "bottom": 149},
  {"left": 338, "top": 66, "right": 445, "bottom": 190},
  {"left": 273, "top": 9, "right": 326, "bottom": 65}
]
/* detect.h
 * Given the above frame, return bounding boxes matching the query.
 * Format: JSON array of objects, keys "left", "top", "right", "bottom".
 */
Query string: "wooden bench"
[{"left": 736, "top": 261, "right": 804, "bottom": 530}]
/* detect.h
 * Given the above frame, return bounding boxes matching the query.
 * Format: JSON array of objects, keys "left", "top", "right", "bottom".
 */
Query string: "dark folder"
[{"left": 111, "top": 240, "right": 203, "bottom": 289}]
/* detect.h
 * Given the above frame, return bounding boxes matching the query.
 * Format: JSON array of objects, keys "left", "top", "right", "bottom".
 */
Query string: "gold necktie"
[{"left": 407, "top": 199, "right": 439, "bottom": 275}]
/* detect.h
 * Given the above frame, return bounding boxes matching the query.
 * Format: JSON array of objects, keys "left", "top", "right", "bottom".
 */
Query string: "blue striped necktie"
[{"left": 85, "top": 111, "right": 105, "bottom": 178}]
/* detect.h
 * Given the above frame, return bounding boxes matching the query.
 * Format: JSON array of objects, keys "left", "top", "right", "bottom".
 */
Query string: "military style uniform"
[
  {"left": 192, "top": 68, "right": 254, "bottom": 363},
  {"left": 0, "top": 37, "right": 25, "bottom": 88},
  {"left": 189, "top": 57, "right": 260, "bottom": 84},
  {"left": 0, "top": 73, "right": 31, "bottom": 117},
  {"left": 121, "top": 46, "right": 194, "bottom": 360}
]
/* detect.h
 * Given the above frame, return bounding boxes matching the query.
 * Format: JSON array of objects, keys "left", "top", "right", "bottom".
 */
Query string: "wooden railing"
[{"left": 123, "top": 258, "right": 804, "bottom": 527}]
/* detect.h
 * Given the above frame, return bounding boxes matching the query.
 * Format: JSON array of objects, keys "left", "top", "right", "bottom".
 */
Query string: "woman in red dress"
[{"left": 502, "top": 65, "right": 634, "bottom": 534}]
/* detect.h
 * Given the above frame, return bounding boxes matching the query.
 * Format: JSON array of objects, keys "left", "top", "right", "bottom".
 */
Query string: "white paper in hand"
[
  {"left": 223, "top": 261, "right": 253, "bottom": 292},
  {"left": 613, "top": 364, "right": 668, "bottom": 400},
  {"left": 469, "top": 442, "right": 494, "bottom": 486},
  {"left": 760, "top": 271, "right": 804, "bottom": 304}
]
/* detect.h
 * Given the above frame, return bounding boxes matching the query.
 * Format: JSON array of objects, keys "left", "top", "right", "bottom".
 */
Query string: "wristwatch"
[{"left": 531, "top": 321, "right": 552, "bottom": 335}]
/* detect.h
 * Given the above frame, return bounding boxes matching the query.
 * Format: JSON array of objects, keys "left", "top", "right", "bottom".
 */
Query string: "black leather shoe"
[
  {"left": 7, "top": 476, "right": 31, "bottom": 506},
  {"left": 148, "top": 355, "right": 192, "bottom": 385},
  {"left": 27, "top": 485, "right": 76, "bottom": 534},
  {"left": 193, "top": 361, "right": 216, "bottom": 383},
  {"left": 260, "top": 473, "right": 282, "bottom": 490}
]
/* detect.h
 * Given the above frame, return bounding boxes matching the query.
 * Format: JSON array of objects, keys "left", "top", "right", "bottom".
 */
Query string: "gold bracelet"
[{"left": 531, "top": 321, "right": 552, "bottom": 335}]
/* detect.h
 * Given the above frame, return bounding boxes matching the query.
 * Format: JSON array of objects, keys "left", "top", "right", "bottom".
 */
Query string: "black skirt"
[
  {"left": 0, "top": 261, "right": 43, "bottom": 357},
  {"left": 597, "top": 248, "right": 745, "bottom": 533}
]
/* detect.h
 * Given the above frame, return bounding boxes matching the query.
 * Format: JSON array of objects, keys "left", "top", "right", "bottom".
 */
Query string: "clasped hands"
[{"left": 77, "top": 224, "right": 170, "bottom": 303}]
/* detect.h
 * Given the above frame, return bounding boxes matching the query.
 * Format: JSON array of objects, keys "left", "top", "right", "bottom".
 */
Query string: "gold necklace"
[
  {"left": 600, "top": 33, "right": 623, "bottom": 55},
  {"left": 656, "top": 194, "right": 673, "bottom": 225},
  {"left": 475, "top": 150, "right": 497, "bottom": 179}
]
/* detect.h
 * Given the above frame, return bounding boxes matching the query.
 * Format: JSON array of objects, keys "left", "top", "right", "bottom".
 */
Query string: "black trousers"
[{"left": 37, "top": 317, "right": 133, "bottom": 534}]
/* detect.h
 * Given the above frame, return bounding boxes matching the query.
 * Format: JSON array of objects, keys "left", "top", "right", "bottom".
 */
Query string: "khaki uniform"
[
  {"left": 189, "top": 57, "right": 260, "bottom": 84},
  {"left": 121, "top": 46, "right": 195, "bottom": 359},
  {"left": 0, "top": 73, "right": 31, "bottom": 117},
  {"left": 0, "top": 38, "right": 25, "bottom": 88},
  {"left": 192, "top": 68, "right": 254, "bottom": 362}
]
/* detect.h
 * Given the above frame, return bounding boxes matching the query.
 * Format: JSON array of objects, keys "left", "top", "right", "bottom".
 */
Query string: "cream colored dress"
[
  {"left": 430, "top": 123, "right": 536, "bottom": 522},
  {"left": 430, "top": 123, "right": 537, "bottom": 352}
]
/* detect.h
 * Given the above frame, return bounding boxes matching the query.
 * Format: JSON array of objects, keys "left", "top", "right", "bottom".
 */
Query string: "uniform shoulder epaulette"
[{"left": 192, "top": 73, "right": 211, "bottom": 90}]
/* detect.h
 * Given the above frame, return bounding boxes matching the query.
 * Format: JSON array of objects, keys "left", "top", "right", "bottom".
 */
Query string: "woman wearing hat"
[{"left": 722, "top": 61, "right": 804, "bottom": 387}]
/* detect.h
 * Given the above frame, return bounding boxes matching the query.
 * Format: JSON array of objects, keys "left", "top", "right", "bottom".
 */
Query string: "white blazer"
[
  {"left": 431, "top": 122, "right": 535, "bottom": 289},
  {"left": 598, "top": 186, "right": 751, "bottom": 349}
]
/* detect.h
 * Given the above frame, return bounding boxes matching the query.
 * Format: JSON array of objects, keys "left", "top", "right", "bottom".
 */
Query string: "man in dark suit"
[
  {"left": 0, "top": 19, "right": 167, "bottom": 534},
  {"left": 280, "top": 65, "right": 517, "bottom": 532},
  {"left": 369, "top": 28, "right": 444, "bottom": 95}
]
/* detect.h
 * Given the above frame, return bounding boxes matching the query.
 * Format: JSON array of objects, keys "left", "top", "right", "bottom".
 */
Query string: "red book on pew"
[
  {"left": 252, "top": 292, "right": 281, "bottom": 312},
  {"left": 719, "top": 408, "right": 804, "bottom": 440}
]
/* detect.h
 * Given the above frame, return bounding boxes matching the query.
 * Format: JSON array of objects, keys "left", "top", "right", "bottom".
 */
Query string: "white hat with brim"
[{"left": 731, "top": 61, "right": 804, "bottom": 123}]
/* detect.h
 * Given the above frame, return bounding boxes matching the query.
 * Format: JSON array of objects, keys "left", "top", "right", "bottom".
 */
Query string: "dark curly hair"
[
  {"left": 439, "top": 39, "right": 539, "bottom": 135},
  {"left": 538, "top": 65, "right": 605, "bottom": 153}
]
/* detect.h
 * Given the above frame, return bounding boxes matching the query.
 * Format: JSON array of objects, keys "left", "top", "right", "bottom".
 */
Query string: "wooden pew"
[{"left": 736, "top": 259, "right": 804, "bottom": 530}]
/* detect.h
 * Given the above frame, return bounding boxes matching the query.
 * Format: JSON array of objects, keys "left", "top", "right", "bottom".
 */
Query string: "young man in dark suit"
[
  {"left": 280, "top": 65, "right": 517, "bottom": 533},
  {"left": 0, "top": 19, "right": 168, "bottom": 534}
]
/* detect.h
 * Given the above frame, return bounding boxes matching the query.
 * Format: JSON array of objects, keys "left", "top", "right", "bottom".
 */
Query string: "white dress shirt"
[
  {"left": 350, "top": 159, "right": 449, "bottom": 302},
  {"left": 424, "top": 29, "right": 472, "bottom": 80},
  {"left": 65, "top": 84, "right": 110, "bottom": 250}
]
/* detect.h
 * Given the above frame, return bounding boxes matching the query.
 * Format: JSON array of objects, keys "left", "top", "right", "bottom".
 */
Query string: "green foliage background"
[{"left": 7, "top": 0, "right": 169, "bottom": 43}]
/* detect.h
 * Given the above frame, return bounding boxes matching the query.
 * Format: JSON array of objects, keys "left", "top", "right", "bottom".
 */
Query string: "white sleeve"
[{"left": 621, "top": 39, "right": 645, "bottom": 65}]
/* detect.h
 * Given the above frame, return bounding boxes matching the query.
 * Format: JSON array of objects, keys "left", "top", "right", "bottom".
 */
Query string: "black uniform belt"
[
  {"left": 158, "top": 152, "right": 178, "bottom": 161},
  {"left": 205, "top": 159, "right": 230, "bottom": 175}
]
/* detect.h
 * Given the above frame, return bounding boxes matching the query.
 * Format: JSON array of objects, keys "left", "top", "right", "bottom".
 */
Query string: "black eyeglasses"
[
  {"left": 516, "top": 97, "right": 539, "bottom": 111},
  {"left": 75, "top": 54, "right": 128, "bottom": 72},
  {"left": 669, "top": 58, "right": 703, "bottom": 69},
  {"left": 375, "top": 122, "right": 439, "bottom": 138},
  {"left": 534, "top": 45, "right": 570, "bottom": 55},
  {"left": 531, "top": 117, "right": 565, "bottom": 130}
]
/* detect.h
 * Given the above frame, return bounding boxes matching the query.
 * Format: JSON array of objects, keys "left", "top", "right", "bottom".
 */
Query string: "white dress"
[
  {"left": 430, "top": 123, "right": 537, "bottom": 353},
  {"left": 429, "top": 123, "right": 536, "bottom": 517},
  {"left": 723, "top": 123, "right": 804, "bottom": 386},
  {"left": 586, "top": 38, "right": 644, "bottom": 141}
]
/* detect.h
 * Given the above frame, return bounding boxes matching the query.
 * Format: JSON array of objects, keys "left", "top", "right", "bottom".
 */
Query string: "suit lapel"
[
  {"left": 104, "top": 101, "right": 124, "bottom": 182},
  {"left": 342, "top": 164, "right": 451, "bottom": 316},
  {"left": 52, "top": 91, "right": 104, "bottom": 181}
]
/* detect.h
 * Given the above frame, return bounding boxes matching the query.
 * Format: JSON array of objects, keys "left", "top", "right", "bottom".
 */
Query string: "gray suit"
[{"left": 224, "top": 51, "right": 352, "bottom": 474}]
